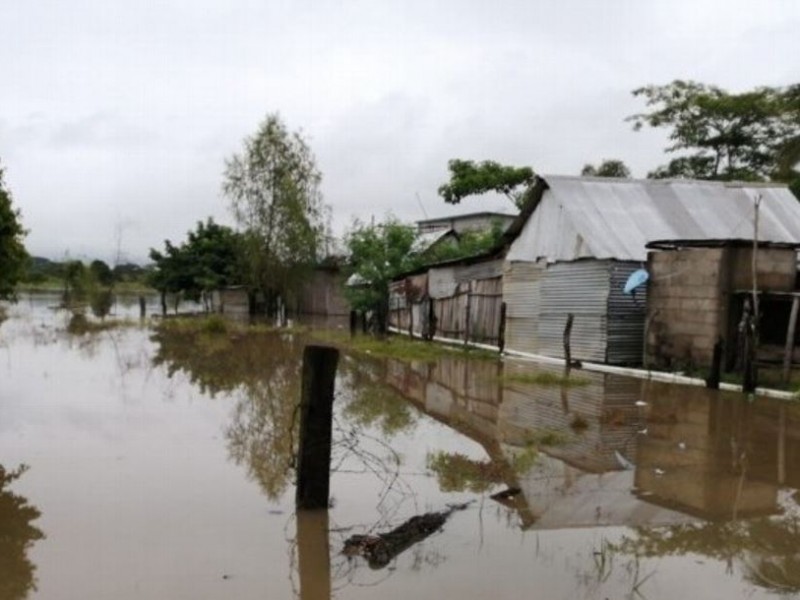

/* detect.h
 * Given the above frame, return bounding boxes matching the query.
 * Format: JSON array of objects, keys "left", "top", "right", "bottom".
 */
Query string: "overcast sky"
[{"left": 2, "top": 0, "right": 798, "bottom": 263}]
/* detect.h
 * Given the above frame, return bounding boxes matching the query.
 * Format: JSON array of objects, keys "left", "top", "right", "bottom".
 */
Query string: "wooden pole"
[
  {"left": 464, "top": 285, "right": 472, "bottom": 346},
  {"left": 706, "top": 337, "right": 723, "bottom": 390},
  {"left": 783, "top": 296, "right": 799, "bottom": 383},
  {"left": 563, "top": 313, "right": 574, "bottom": 375},
  {"left": 139, "top": 295, "right": 146, "bottom": 319},
  {"left": 296, "top": 345, "right": 340, "bottom": 510},
  {"left": 498, "top": 302, "right": 507, "bottom": 353},
  {"left": 349, "top": 310, "right": 357, "bottom": 338}
]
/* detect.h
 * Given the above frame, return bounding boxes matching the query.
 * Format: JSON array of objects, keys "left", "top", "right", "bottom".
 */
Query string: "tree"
[
  {"left": 438, "top": 159, "right": 534, "bottom": 209},
  {"left": 149, "top": 218, "right": 241, "bottom": 313},
  {"left": 89, "top": 259, "right": 114, "bottom": 287},
  {"left": 344, "top": 218, "right": 420, "bottom": 330},
  {"left": 628, "top": 80, "right": 800, "bottom": 182},
  {"left": 222, "top": 113, "right": 328, "bottom": 315},
  {"left": 0, "top": 163, "right": 28, "bottom": 299},
  {"left": 581, "top": 159, "right": 631, "bottom": 178}
]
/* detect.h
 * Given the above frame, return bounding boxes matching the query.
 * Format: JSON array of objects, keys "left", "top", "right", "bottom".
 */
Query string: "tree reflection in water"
[
  {"left": 0, "top": 464, "right": 44, "bottom": 600},
  {"left": 151, "top": 324, "right": 420, "bottom": 504},
  {"left": 611, "top": 507, "right": 800, "bottom": 594}
]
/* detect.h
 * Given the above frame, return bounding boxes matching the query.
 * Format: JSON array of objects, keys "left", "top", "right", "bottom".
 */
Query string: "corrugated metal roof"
[{"left": 507, "top": 176, "right": 800, "bottom": 262}]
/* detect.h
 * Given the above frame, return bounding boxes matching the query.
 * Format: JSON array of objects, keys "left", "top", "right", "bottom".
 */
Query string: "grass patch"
[
  {"left": 313, "top": 331, "right": 498, "bottom": 363},
  {"left": 66, "top": 313, "right": 135, "bottom": 335},
  {"left": 500, "top": 371, "right": 590, "bottom": 387},
  {"left": 525, "top": 428, "right": 571, "bottom": 446},
  {"left": 156, "top": 315, "right": 309, "bottom": 337}
]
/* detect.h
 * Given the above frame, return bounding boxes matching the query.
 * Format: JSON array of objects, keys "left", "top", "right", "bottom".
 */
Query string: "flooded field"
[{"left": 2, "top": 294, "right": 800, "bottom": 599}]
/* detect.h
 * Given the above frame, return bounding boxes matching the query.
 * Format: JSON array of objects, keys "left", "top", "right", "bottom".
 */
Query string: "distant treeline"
[{"left": 23, "top": 256, "right": 152, "bottom": 289}]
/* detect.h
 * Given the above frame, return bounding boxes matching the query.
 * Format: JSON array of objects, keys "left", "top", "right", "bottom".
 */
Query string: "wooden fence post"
[
  {"left": 296, "top": 345, "right": 340, "bottom": 510},
  {"left": 464, "top": 285, "right": 472, "bottom": 346},
  {"left": 498, "top": 302, "right": 507, "bottom": 352},
  {"left": 783, "top": 296, "right": 799, "bottom": 383},
  {"left": 706, "top": 337, "right": 723, "bottom": 390},
  {"left": 563, "top": 313, "right": 574, "bottom": 375},
  {"left": 139, "top": 296, "right": 146, "bottom": 319}
]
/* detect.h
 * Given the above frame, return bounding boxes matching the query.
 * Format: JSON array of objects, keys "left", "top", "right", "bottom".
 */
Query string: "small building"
[
  {"left": 416, "top": 211, "right": 516, "bottom": 235},
  {"left": 212, "top": 286, "right": 250, "bottom": 317},
  {"left": 645, "top": 239, "right": 800, "bottom": 370},
  {"left": 297, "top": 264, "right": 349, "bottom": 317},
  {"left": 502, "top": 176, "right": 800, "bottom": 365}
]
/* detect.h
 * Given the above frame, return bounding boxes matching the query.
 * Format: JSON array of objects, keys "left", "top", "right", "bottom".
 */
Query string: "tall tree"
[
  {"left": 581, "top": 159, "right": 631, "bottom": 178},
  {"left": 0, "top": 163, "right": 28, "bottom": 299},
  {"left": 628, "top": 80, "right": 800, "bottom": 182},
  {"left": 438, "top": 159, "right": 534, "bottom": 209},
  {"left": 222, "top": 114, "right": 328, "bottom": 314}
]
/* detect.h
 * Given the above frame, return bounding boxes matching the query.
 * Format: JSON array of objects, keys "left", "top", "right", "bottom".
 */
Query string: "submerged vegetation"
[
  {"left": 313, "top": 330, "right": 498, "bottom": 363},
  {"left": 499, "top": 370, "right": 590, "bottom": 387}
]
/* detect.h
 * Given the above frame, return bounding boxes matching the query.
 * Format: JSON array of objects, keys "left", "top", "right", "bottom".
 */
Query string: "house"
[
  {"left": 416, "top": 211, "right": 516, "bottom": 235},
  {"left": 501, "top": 176, "right": 800, "bottom": 365}
]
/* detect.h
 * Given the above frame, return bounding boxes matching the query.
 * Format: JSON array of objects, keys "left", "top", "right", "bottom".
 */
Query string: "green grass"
[
  {"left": 66, "top": 313, "right": 136, "bottom": 335},
  {"left": 499, "top": 371, "right": 590, "bottom": 387},
  {"left": 155, "top": 314, "right": 309, "bottom": 337},
  {"left": 312, "top": 330, "right": 498, "bottom": 363}
]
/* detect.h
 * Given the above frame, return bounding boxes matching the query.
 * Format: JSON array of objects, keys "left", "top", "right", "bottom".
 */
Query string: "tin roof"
[{"left": 506, "top": 175, "right": 800, "bottom": 262}]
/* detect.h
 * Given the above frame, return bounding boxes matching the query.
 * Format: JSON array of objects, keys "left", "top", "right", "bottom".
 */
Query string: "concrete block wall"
[
  {"left": 646, "top": 248, "right": 727, "bottom": 369},
  {"left": 646, "top": 246, "right": 797, "bottom": 369}
]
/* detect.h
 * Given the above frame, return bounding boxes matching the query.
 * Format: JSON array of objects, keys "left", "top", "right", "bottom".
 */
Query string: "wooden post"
[
  {"left": 296, "top": 345, "right": 339, "bottom": 510},
  {"left": 349, "top": 310, "right": 357, "bottom": 338},
  {"left": 563, "top": 313, "right": 574, "bottom": 375},
  {"left": 740, "top": 299, "right": 758, "bottom": 394},
  {"left": 139, "top": 296, "right": 146, "bottom": 319},
  {"left": 464, "top": 285, "right": 472, "bottom": 346},
  {"left": 783, "top": 296, "right": 800, "bottom": 383},
  {"left": 706, "top": 337, "right": 723, "bottom": 390},
  {"left": 296, "top": 509, "right": 331, "bottom": 600},
  {"left": 498, "top": 302, "right": 507, "bottom": 353}
]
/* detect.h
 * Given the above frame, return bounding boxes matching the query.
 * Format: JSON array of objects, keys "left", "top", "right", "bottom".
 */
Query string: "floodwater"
[{"left": 2, "top": 295, "right": 800, "bottom": 599}]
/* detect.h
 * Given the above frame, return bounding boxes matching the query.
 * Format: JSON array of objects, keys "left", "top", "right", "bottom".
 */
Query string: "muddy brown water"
[{"left": 2, "top": 293, "right": 800, "bottom": 599}]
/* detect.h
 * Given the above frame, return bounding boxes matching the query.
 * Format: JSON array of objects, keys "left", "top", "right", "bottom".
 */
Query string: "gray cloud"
[{"left": 0, "top": 0, "right": 798, "bottom": 260}]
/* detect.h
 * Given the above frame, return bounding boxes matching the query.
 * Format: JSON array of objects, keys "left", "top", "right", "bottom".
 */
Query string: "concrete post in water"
[{"left": 296, "top": 345, "right": 340, "bottom": 510}]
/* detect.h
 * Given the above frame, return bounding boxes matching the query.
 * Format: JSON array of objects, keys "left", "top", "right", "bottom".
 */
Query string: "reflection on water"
[
  {"left": 0, "top": 465, "right": 44, "bottom": 600},
  {"left": 7, "top": 295, "right": 800, "bottom": 598}
]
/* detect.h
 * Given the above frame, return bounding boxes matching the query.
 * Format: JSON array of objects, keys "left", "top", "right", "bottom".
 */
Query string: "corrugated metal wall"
[
  {"left": 503, "top": 261, "right": 544, "bottom": 354},
  {"left": 607, "top": 262, "right": 647, "bottom": 364},
  {"left": 503, "top": 259, "right": 645, "bottom": 365},
  {"left": 537, "top": 260, "right": 611, "bottom": 363}
]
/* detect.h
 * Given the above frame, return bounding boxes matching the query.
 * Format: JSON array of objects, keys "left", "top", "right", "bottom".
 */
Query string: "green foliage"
[
  {"left": 425, "top": 219, "right": 506, "bottom": 263},
  {"left": 89, "top": 259, "right": 114, "bottom": 287},
  {"left": 343, "top": 218, "right": 419, "bottom": 315},
  {"left": 149, "top": 218, "right": 241, "bottom": 309},
  {"left": 499, "top": 370, "right": 590, "bottom": 387},
  {"left": 438, "top": 159, "right": 534, "bottom": 208},
  {"left": 222, "top": 113, "right": 329, "bottom": 313},
  {"left": 0, "top": 464, "right": 45, "bottom": 600},
  {"left": 628, "top": 80, "right": 800, "bottom": 182},
  {"left": 581, "top": 159, "right": 631, "bottom": 178},
  {"left": 0, "top": 163, "right": 28, "bottom": 300}
]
